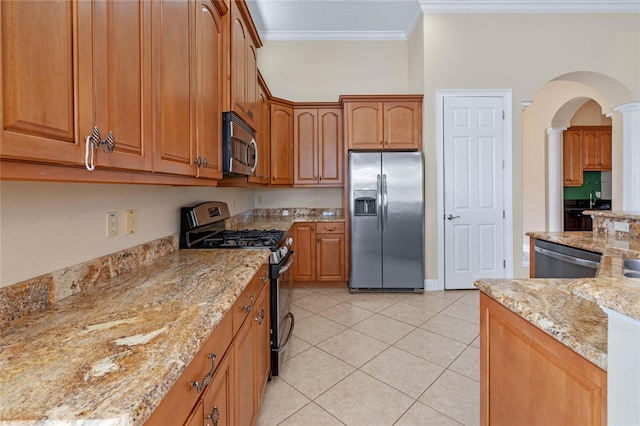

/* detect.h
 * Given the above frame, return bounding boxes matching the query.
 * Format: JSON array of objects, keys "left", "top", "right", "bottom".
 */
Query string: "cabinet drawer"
[
  {"left": 316, "top": 222, "right": 344, "bottom": 234},
  {"left": 232, "top": 265, "right": 268, "bottom": 335}
]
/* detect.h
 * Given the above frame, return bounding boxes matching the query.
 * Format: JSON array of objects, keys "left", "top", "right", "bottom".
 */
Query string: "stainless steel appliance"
[
  {"left": 222, "top": 112, "right": 257, "bottom": 177},
  {"left": 563, "top": 199, "right": 611, "bottom": 231},
  {"left": 180, "top": 201, "right": 294, "bottom": 377},
  {"left": 349, "top": 151, "right": 424, "bottom": 292},
  {"left": 534, "top": 239, "right": 602, "bottom": 278}
]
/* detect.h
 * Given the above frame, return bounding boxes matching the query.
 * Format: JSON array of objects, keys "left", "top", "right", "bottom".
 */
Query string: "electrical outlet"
[
  {"left": 125, "top": 210, "right": 136, "bottom": 235},
  {"left": 614, "top": 221, "right": 630, "bottom": 233},
  {"left": 107, "top": 212, "right": 118, "bottom": 238},
  {"left": 312, "top": 195, "right": 320, "bottom": 203}
]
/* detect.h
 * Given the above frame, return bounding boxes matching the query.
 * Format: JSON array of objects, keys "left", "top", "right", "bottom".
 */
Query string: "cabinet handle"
[
  {"left": 202, "top": 157, "right": 208, "bottom": 168},
  {"left": 255, "top": 308, "right": 265, "bottom": 324},
  {"left": 85, "top": 127, "right": 101, "bottom": 171},
  {"left": 189, "top": 353, "right": 217, "bottom": 393},
  {"left": 325, "top": 227, "right": 336, "bottom": 232},
  {"left": 241, "top": 295, "right": 255, "bottom": 313},
  {"left": 102, "top": 131, "right": 116, "bottom": 152},
  {"left": 205, "top": 405, "right": 220, "bottom": 426},
  {"left": 194, "top": 157, "right": 202, "bottom": 167}
]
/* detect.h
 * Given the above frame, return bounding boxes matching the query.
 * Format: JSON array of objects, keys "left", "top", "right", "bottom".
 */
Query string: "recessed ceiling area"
[{"left": 246, "top": 0, "right": 640, "bottom": 41}]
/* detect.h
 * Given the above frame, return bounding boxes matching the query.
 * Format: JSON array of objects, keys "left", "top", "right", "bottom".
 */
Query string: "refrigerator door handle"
[
  {"left": 382, "top": 174, "right": 388, "bottom": 232},
  {"left": 377, "top": 174, "right": 382, "bottom": 230}
]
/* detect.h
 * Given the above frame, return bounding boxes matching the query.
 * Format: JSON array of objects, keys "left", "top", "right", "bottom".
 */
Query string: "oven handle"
[
  {"left": 278, "top": 251, "right": 296, "bottom": 274},
  {"left": 278, "top": 312, "right": 295, "bottom": 353}
]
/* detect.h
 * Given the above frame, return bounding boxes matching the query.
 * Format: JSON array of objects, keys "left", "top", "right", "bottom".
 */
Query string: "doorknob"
[{"left": 446, "top": 214, "right": 461, "bottom": 220}]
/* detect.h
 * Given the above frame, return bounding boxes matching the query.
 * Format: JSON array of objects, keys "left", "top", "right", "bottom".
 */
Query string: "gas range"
[{"left": 179, "top": 201, "right": 291, "bottom": 264}]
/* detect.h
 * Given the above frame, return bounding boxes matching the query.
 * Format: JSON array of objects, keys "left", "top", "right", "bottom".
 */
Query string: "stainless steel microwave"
[{"left": 222, "top": 112, "right": 257, "bottom": 177}]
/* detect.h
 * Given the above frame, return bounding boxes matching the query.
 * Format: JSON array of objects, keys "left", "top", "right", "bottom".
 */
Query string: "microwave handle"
[{"left": 248, "top": 138, "right": 258, "bottom": 173}]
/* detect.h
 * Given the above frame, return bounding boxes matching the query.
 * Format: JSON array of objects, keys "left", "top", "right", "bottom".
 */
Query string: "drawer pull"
[
  {"left": 189, "top": 353, "right": 216, "bottom": 393},
  {"left": 255, "top": 308, "right": 265, "bottom": 325},
  {"left": 325, "top": 227, "right": 336, "bottom": 232},
  {"left": 206, "top": 405, "right": 220, "bottom": 426},
  {"left": 241, "top": 295, "right": 255, "bottom": 313}
]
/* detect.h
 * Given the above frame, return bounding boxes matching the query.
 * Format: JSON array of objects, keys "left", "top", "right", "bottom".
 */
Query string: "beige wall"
[
  {"left": 258, "top": 40, "right": 409, "bottom": 101},
  {"left": 421, "top": 13, "right": 639, "bottom": 278},
  {"left": 0, "top": 182, "right": 255, "bottom": 287},
  {"left": 570, "top": 100, "right": 612, "bottom": 126}
]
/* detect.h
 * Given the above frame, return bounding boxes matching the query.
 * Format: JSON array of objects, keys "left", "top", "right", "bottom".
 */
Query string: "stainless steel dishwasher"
[{"left": 534, "top": 239, "right": 602, "bottom": 278}]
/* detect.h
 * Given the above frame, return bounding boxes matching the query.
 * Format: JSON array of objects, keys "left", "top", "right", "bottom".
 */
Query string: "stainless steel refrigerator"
[{"left": 349, "top": 151, "right": 424, "bottom": 291}]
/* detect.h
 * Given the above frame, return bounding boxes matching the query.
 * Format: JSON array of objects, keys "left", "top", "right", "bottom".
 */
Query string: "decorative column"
[
  {"left": 615, "top": 102, "right": 640, "bottom": 211},
  {"left": 546, "top": 127, "right": 566, "bottom": 231}
]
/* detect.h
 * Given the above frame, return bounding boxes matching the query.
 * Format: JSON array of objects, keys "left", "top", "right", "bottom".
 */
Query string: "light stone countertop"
[
  {"left": 476, "top": 231, "right": 640, "bottom": 372},
  {"left": 0, "top": 249, "right": 270, "bottom": 425}
]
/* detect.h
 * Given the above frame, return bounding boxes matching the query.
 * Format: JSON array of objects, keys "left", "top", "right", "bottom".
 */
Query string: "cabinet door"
[
  {"left": 345, "top": 102, "right": 383, "bottom": 150},
  {"left": 151, "top": 0, "right": 196, "bottom": 176},
  {"left": 194, "top": 0, "right": 225, "bottom": 179},
  {"left": 317, "top": 233, "right": 345, "bottom": 281},
  {"left": 294, "top": 109, "right": 318, "bottom": 185},
  {"left": 318, "top": 108, "right": 343, "bottom": 185},
  {"left": 563, "top": 130, "right": 583, "bottom": 186},
  {"left": 253, "top": 283, "right": 270, "bottom": 411},
  {"left": 185, "top": 400, "right": 205, "bottom": 426},
  {"left": 383, "top": 101, "right": 421, "bottom": 150},
  {"left": 583, "top": 129, "right": 612, "bottom": 171},
  {"left": 231, "top": 4, "right": 247, "bottom": 121},
  {"left": 233, "top": 314, "right": 256, "bottom": 426},
  {"left": 245, "top": 40, "right": 258, "bottom": 130},
  {"left": 1, "top": 0, "right": 90, "bottom": 164},
  {"left": 255, "top": 82, "right": 271, "bottom": 183},
  {"left": 270, "top": 103, "right": 294, "bottom": 185},
  {"left": 202, "top": 351, "right": 233, "bottom": 426},
  {"left": 292, "top": 223, "right": 316, "bottom": 281},
  {"left": 92, "top": 0, "right": 152, "bottom": 171}
]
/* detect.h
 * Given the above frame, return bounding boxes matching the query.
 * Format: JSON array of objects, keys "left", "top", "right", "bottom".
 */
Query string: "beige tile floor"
[{"left": 257, "top": 286, "right": 480, "bottom": 426}]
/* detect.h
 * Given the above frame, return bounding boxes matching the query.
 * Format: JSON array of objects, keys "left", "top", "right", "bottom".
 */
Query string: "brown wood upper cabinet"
[
  {"left": 230, "top": 0, "right": 261, "bottom": 131},
  {"left": 0, "top": 0, "right": 149, "bottom": 170},
  {"left": 248, "top": 74, "right": 271, "bottom": 184},
  {"left": 270, "top": 100, "right": 294, "bottom": 185},
  {"left": 342, "top": 95, "right": 423, "bottom": 151},
  {"left": 563, "top": 126, "right": 612, "bottom": 187},
  {"left": 294, "top": 107, "right": 343, "bottom": 186},
  {"left": 152, "top": 0, "right": 226, "bottom": 179}
]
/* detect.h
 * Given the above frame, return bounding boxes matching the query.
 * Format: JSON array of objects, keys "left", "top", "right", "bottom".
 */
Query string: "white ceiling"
[{"left": 246, "top": 0, "right": 640, "bottom": 41}]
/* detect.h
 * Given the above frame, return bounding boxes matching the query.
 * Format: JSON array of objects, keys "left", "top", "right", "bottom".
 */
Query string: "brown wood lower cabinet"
[
  {"left": 480, "top": 293, "right": 606, "bottom": 426},
  {"left": 146, "top": 264, "right": 269, "bottom": 426},
  {"left": 292, "top": 222, "right": 346, "bottom": 283}
]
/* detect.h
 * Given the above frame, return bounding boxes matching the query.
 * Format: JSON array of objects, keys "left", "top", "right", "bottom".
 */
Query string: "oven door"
[{"left": 270, "top": 250, "right": 295, "bottom": 377}]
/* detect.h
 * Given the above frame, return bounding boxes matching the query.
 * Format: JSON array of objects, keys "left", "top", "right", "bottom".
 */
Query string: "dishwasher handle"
[{"left": 534, "top": 245, "right": 600, "bottom": 270}]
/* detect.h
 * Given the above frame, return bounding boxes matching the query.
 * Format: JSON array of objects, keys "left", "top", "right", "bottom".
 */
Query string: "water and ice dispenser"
[{"left": 353, "top": 190, "right": 377, "bottom": 216}]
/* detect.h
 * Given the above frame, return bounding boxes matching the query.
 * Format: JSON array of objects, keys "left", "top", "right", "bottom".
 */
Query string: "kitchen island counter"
[
  {"left": 476, "top": 228, "right": 640, "bottom": 371},
  {"left": 0, "top": 248, "right": 270, "bottom": 424}
]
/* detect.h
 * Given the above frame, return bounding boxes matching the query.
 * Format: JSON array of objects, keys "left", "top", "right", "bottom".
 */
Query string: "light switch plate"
[
  {"left": 125, "top": 210, "right": 136, "bottom": 235},
  {"left": 107, "top": 212, "right": 118, "bottom": 238}
]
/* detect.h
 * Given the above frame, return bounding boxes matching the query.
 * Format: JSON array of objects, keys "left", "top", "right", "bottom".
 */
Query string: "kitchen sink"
[{"left": 623, "top": 258, "right": 640, "bottom": 278}]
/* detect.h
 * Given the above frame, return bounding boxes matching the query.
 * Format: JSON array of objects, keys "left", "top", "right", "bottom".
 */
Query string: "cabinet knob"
[
  {"left": 205, "top": 405, "right": 220, "bottom": 426},
  {"left": 194, "top": 157, "right": 202, "bottom": 167},
  {"left": 102, "top": 131, "right": 116, "bottom": 152},
  {"left": 202, "top": 157, "right": 208, "bottom": 168}
]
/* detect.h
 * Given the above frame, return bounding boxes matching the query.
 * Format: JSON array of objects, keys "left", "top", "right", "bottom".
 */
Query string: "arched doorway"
[{"left": 521, "top": 71, "right": 637, "bottom": 266}]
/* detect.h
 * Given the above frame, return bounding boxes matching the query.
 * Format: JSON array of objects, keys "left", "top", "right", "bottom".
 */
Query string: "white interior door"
[{"left": 444, "top": 96, "right": 505, "bottom": 289}]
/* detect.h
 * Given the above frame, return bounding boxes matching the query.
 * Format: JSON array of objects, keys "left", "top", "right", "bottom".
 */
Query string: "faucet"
[{"left": 589, "top": 191, "right": 596, "bottom": 208}]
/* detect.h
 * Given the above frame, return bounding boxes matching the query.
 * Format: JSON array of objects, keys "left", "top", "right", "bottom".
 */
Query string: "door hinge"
[
  {"left": 502, "top": 210, "right": 505, "bottom": 219},
  {"left": 502, "top": 160, "right": 505, "bottom": 170},
  {"left": 502, "top": 110, "right": 505, "bottom": 119},
  {"left": 503, "top": 260, "right": 506, "bottom": 268}
]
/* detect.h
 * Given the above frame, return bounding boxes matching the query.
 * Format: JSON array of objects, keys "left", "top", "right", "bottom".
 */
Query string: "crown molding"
[
  {"left": 260, "top": 31, "right": 409, "bottom": 42},
  {"left": 419, "top": 0, "right": 640, "bottom": 13}
]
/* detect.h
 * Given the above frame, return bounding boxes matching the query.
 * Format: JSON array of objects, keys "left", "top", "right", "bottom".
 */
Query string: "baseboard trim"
[{"left": 425, "top": 279, "right": 442, "bottom": 291}]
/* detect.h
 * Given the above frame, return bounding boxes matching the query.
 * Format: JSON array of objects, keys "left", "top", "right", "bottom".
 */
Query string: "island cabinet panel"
[
  {"left": 342, "top": 96, "right": 422, "bottom": 151},
  {"left": 0, "top": 0, "right": 90, "bottom": 165},
  {"left": 480, "top": 293, "right": 607, "bottom": 426},
  {"left": 270, "top": 101, "right": 294, "bottom": 185}
]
